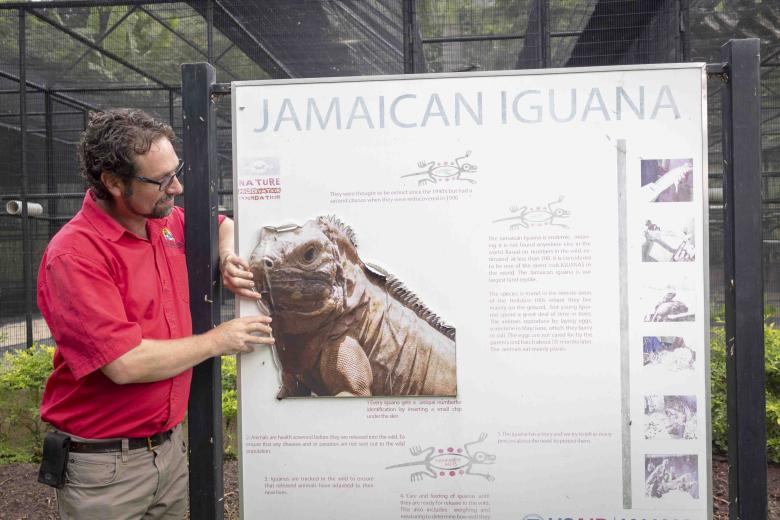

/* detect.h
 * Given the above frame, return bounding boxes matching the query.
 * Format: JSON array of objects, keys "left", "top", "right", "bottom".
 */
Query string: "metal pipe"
[
  {"left": 1, "top": 192, "right": 86, "bottom": 200},
  {"left": 0, "top": 110, "right": 83, "bottom": 117},
  {"left": 54, "top": 85, "right": 180, "bottom": 92},
  {"left": 45, "top": 90, "right": 56, "bottom": 238},
  {"left": 169, "top": 89, "right": 175, "bottom": 129},
  {"left": 538, "top": 0, "right": 550, "bottom": 68},
  {"left": 422, "top": 33, "right": 525, "bottom": 44},
  {"left": 402, "top": 0, "right": 415, "bottom": 73},
  {"left": 0, "top": 0, "right": 181, "bottom": 9},
  {"left": 19, "top": 8, "right": 33, "bottom": 348},
  {"left": 207, "top": 0, "right": 214, "bottom": 65}
]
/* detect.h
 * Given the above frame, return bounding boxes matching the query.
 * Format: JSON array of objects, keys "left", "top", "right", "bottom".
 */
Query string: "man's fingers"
[
  {"left": 226, "top": 264, "right": 254, "bottom": 280},
  {"left": 251, "top": 323, "right": 273, "bottom": 335},
  {"left": 238, "top": 288, "right": 262, "bottom": 300},
  {"left": 241, "top": 314, "right": 272, "bottom": 324},
  {"left": 246, "top": 333, "right": 274, "bottom": 345},
  {"left": 229, "top": 254, "right": 251, "bottom": 270}
]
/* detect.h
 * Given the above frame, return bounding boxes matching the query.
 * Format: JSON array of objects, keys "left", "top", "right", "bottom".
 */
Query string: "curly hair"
[{"left": 78, "top": 108, "right": 176, "bottom": 200}]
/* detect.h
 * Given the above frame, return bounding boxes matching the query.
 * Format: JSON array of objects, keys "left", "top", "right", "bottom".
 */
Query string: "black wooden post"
[
  {"left": 182, "top": 62, "right": 224, "bottom": 520},
  {"left": 721, "top": 38, "right": 767, "bottom": 520}
]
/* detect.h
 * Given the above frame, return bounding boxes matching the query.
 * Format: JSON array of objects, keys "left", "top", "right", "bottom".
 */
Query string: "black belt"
[{"left": 68, "top": 430, "right": 172, "bottom": 453}]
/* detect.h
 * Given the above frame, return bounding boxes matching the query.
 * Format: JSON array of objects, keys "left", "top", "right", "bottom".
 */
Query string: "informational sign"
[{"left": 232, "top": 64, "right": 710, "bottom": 520}]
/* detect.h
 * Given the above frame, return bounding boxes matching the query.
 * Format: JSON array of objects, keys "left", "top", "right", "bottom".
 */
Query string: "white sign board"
[{"left": 233, "top": 64, "right": 710, "bottom": 520}]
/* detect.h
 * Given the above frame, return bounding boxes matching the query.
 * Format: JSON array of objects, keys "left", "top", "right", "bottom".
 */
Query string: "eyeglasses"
[{"left": 132, "top": 160, "right": 184, "bottom": 191}]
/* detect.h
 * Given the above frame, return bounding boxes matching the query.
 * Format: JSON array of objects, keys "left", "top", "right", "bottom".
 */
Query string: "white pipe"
[{"left": 5, "top": 200, "right": 43, "bottom": 217}]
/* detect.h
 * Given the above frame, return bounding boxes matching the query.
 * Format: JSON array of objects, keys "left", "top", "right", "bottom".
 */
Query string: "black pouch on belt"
[{"left": 38, "top": 431, "right": 71, "bottom": 488}]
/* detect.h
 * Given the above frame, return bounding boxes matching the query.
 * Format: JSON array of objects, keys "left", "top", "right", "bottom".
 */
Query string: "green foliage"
[
  {"left": 710, "top": 326, "right": 728, "bottom": 455},
  {"left": 0, "top": 344, "right": 54, "bottom": 463},
  {"left": 711, "top": 324, "right": 780, "bottom": 463},
  {"left": 0, "top": 348, "right": 243, "bottom": 464},
  {"left": 221, "top": 355, "right": 238, "bottom": 460}
]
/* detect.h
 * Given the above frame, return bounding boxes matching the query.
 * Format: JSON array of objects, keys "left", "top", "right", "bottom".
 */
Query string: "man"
[{"left": 37, "top": 108, "right": 270, "bottom": 519}]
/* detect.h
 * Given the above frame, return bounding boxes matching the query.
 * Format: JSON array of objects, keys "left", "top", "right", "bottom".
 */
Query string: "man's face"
[{"left": 123, "top": 137, "right": 183, "bottom": 219}]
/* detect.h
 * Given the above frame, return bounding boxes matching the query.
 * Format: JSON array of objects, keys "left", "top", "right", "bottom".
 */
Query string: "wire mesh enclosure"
[{"left": 0, "top": 0, "right": 778, "bottom": 352}]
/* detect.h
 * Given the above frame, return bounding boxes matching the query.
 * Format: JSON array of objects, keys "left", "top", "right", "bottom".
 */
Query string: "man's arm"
[
  {"left": 219, "top": 217, "right": 261, "bottom": 300},
  {"left": 101, "top": 315, "right": 272, "bottom": 385},
  {"left": 104, "top": 216, "right": 269, "bottom": 384}
]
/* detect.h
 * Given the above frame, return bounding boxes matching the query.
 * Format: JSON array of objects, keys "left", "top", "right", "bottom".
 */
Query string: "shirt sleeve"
[{"left": 39, "top": 253, "right": 143, "bottom": 380}]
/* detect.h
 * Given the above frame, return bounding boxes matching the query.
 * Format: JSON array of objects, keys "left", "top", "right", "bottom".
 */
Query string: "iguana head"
[{"left": 248, "top": 217, "right": 362, "bottom": 332}]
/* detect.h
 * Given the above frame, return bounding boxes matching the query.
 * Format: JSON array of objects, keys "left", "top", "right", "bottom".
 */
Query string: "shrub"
[
  {"left": 0, "top": 348, "right": 243, "bottom": 464},
  {"left": 221, "top": 355, "right": 238, "bottom": 459},
  {"left": 711, "top": 324, "right": 780, "bottom": 463},
  {"left": 0, "top": 344, "right": 54, "bottom": 463}
]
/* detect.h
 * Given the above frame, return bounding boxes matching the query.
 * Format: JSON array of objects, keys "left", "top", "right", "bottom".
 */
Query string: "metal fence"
[{"left": 0, "top": 0, "right": 778, "bottom": 352}]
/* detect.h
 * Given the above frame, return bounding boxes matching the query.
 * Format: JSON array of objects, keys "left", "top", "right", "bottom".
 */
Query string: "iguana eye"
[{"left": 302, "top": 245, "right": 317, "bottom": 263}]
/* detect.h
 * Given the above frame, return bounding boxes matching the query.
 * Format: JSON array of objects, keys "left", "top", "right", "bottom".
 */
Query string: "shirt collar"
[{"left": 82, "top": 192, "right": 169, "bottom": 242}]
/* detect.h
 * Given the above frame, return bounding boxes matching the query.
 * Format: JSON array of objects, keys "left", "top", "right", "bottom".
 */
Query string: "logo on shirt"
[{"left": 162, "top": 228, "right": 175, "bottom": 242}]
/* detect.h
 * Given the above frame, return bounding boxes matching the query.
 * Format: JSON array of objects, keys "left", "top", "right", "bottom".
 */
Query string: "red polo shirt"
[{"left": 38, "top": 193, "right": 218, "bottom": 439}]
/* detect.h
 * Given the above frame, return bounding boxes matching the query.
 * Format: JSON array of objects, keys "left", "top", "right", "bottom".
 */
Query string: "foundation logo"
[
  {"left": 162, "top": 227, "right": 174, "bottom": 241},
  {"left": 237, "top": 157, "right": 282, "bottom": 201}
]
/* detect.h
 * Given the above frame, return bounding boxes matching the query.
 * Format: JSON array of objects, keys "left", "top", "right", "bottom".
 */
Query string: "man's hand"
[
  {"left": 220, "top": 250, "right": 262, "bottom": 300},
  {"left": 208, "top": 315, "right": 274, "bottom": 356},
  {"left": 101, "top": 315, "right": 274, "bottom": 384}
]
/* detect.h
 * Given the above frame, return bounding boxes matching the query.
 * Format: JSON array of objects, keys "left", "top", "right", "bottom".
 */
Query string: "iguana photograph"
[{"left": 248, "top": 216, "right": 457, "bottom": 399}]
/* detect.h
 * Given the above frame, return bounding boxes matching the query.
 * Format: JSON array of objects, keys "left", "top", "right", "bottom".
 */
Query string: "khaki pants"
[{"left": 57, "top": 425, "right": 188, "bottom": 520}]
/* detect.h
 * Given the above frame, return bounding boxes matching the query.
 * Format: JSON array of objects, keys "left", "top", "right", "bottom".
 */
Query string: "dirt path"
[{"left": 0, "top": 456, "right": 778, "bottom": 519}]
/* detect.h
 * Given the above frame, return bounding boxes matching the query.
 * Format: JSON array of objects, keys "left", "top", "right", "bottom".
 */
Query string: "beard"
[
  {"left": 149, "top": 196, "right": 174, "bottom": 218},
  {"left": 122, "top": 184, "right": 174, "bottom": 219}
]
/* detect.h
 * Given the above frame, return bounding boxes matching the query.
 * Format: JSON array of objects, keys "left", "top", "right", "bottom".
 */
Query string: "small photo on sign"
[
  {"left": 641, "top": 215, "right": 695, "bottom": 262},
  {"left": 641, "top": 283, "right": 695, "bottom": 322},
  {"left": 644, "top": 395, "right": 697, "bottom": 440},
  {"left": 642, "top": 336, "right": 695, "bottom": 372},
  {"left": 640, "top": 158, "right": 693, "bottom": 203},
  {"left": 645, "top": 454, "right": 699, "bottom": 500}
]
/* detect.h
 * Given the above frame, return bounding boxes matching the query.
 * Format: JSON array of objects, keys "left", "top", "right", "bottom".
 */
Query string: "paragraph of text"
[
  {"left": 330, "top": 187, "right": 472, "bottom": 205},
  {"left": 367, "top": 399, "right": 463, "bottom": 420},
  {"left": 400, "top": 492, "right": 491, "bottom": 520},
  {"left": 488, "top": 234, "right": 592, "bottom": 283},
  {"left": 263, "top": 474, "right": 375, "bottom": 495},
  {"left": 245, "top": 433, "right": 406, "bottom": 456},
  {"left": 488, "top": 290, "right": 593, "bottom": 352}
]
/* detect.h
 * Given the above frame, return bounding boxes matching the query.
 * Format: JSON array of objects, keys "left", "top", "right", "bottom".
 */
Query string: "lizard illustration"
[
  {"left": 493, "top": 196, "right": 570, "bottom": 230},
  {"left": 385, "top": 433, "right": 496, "bottom": 482},
  {"left": 248, "top": 216, "right": 457, "bottom": 399},
  {"left": 401, "top": 151, "right": 477, "bottom": 186}
]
